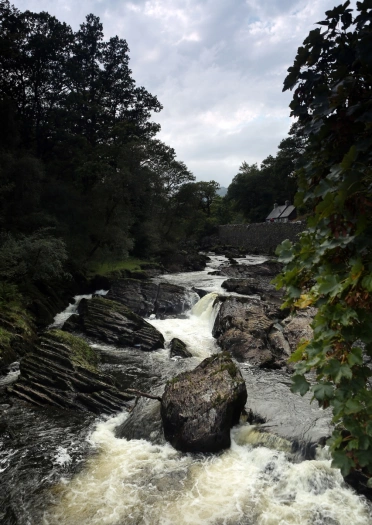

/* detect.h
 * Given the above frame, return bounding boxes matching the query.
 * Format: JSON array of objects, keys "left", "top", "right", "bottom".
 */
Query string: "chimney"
[
  {"left": 274, "top": 203, "right": 278, "bottom": 208},
  {"left": 285, "top": 200, "right": 290, "bottom": 206}
]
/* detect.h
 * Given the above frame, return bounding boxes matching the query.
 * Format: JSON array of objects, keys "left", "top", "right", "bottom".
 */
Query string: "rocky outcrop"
[
  {"left": 161, "top": 352, "right": 247, "bottom": 453},
  {"left": 63, "top": 296, "right": 164, "bottom": 351},
  {"left": 9, "top": 330, "right": 132, "bottom": 414},
  {"left": 221, "top": 277, "right": 283, "bottom": 303},
  {"left": 160, "top": 251, "right": 209, "bottom": 273},
  {"left": 220, "top": 260, "right": 283, "bottom": 279},
  {"left": 106, "top": 279, "right": 196, "bottom": 318},
  {"left": 213, "top": 296, "right": 286, "bottom": 367},
  {"left": 170, "top": 338, "right": 192, "bottom": 358}
]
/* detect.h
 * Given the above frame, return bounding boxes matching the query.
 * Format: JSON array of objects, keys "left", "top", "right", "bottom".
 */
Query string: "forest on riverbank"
[{"left": 0, "top": 1, "right": 300, "bottom": 303}]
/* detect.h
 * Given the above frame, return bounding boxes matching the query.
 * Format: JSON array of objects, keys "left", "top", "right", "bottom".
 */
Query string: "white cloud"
[{"left": 13, "top": 0, "right": 340, "bottom": 186}]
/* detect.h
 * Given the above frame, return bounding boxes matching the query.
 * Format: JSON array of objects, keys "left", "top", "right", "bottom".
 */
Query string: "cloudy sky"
[{"left": 13, "top": 0, "right": 340, "bottom": 187}]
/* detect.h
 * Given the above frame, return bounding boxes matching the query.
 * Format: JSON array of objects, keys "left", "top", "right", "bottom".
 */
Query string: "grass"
[{"left": 86, "top": 257, "right": 160, "bottom": 278}]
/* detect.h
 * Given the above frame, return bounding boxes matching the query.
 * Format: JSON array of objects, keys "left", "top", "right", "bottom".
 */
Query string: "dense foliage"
[
  {"left": 275, "top": 0, "right": 372, "bottom": 479},
  {"left": 0, "top": 1, "right": 221, "bottom": 283},
  {"left": 225, "top": 124, "right": 302, "bottom": 222}
]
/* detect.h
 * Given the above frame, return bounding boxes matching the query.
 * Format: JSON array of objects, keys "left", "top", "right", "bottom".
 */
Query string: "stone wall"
[{"left": 218, "top": 222, "right": 305, "bottom": 255}]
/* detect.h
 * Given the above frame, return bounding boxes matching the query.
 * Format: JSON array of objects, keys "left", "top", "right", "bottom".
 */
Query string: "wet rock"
[
  {"left": 218, "top": 329, "right": 275, "bottom": 366},
  {"left": 9, "top": 330, "right": 132, "bottom": 414},
  {"left": 193, "top": 287, "right": 209, "bottom": 298},
  {"left": 160, "top": 251, "right": 209, "bottom": 273},
  {"left": 116, "top": 386, "right": 165, "bottom": 445},
  {"left": 220, "top": 260, "right": 282, "bottom": 279},
  {"left": 170, "top": 338, "right": 192, "bottom": 358},
  {"left": 268, "top": 328, "right": 291, "bottom": 357},
  {"left": 106, "top": 279, "right": 195, "bottom": 318},
  {"left": 213, "top": 296, "right": 286, "bottom": 367},
  {"left": 221, "top": 277, "right": 283, "bottom": 303},
  {"left": 63, "top": 296, "right": 164, "bottom": 351},
  {"left": 161, "top": 352, "right": 247, "bottom": 453},
  {"left": 283, "top": 316, "right": 314, "bottom": 352}
]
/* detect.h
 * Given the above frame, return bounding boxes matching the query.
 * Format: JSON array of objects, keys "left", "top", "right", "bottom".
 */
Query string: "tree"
[{"left": 275, "top": 0, "right": 372, "bottom": 479}]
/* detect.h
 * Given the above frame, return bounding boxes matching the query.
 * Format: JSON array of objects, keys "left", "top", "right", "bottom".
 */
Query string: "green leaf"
[
  {"left": 344, "top": 398, "right": 363, "bottom": 414},
  {"left": 312, "top": 382, "right": 334, "bottom": 401},
  {"left": 355, "top": 450, "right": 372, "bottom": 468},
  {"left": 331, "top": 451, "right": 355, "bottom": 476},
  {"left": 291, "top": 375, "right": 310, "bottom": 396},
  {"left": 340, "top": 145, "right": 357, "bottom": 170},
  {"left": 317, "top": 275, "right": 342, "bottom": 296},
  {"left": 362, "top": 274, "right": 372, "bottom": 292},
  {"left": 347, "top": 347, "right": 363, "bottom": 366}
]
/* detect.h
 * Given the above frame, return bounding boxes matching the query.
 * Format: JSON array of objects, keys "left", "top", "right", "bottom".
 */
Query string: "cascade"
[{"left": 1, "top": 255, "right": 371, "bottom": 525}]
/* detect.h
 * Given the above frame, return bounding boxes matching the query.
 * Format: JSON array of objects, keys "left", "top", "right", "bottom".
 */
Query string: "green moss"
[
  {"left": 93, "top": 296, "right": 141, "bottom": 322},
  {"left": 47, "top": 329, "right": 99, "bottom": 371}
]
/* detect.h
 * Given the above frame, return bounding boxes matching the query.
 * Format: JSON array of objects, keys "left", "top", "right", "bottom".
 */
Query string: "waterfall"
[
  {"left": 147, "top": 292, "right": 221, "bottom": 359},
  {"left": 50, "top": 290, "right": 108, "bottom": 329}
]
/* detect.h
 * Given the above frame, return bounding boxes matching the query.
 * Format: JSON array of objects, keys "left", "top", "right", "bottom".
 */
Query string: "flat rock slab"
[
  {"left": 63, "top": 296, "right": 164, "bottom": 351},
  {"left": 240, "top": 365, "right": 332, "bottom": 446},
  {"left": 161, "top": 352, "right": 247, "bottom": 453},
  {"left": 107, "top": 279, "right": 196, "bottom": 318}
]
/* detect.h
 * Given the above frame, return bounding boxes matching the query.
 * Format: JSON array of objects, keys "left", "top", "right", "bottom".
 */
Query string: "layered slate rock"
[
  {"left": 161, "top": 352, "right": 247, "bottom": 453},
  {"left": 63, "top": 296, "right": 164, "bottom": 351},
  {"left": 9, "top": 330, "right": 132, "bottom": 414},
  {"left": 106, "top": 279, "right": 195, "bottom": 318}
]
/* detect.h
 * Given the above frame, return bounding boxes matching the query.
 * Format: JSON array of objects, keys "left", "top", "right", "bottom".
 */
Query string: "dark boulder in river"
[
  {"left": 63, "top": 296, "right": 164, "bottom": 351},
  {"left": 161, "top": 352, "right": 247, "bottom": 453},
  {"left": 106, "top": 279, "right": 196, "bottom": 318},
  {"left": 9, "top": 330, "right": 132, "bottom": 414},
  {"left": 170, "top": 338, "right": 192, "bottom": 358}
]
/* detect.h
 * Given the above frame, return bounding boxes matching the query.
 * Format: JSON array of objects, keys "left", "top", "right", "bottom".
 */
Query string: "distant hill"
[{"left": 217, "top": 187, "right": 228, "bottom": 197}]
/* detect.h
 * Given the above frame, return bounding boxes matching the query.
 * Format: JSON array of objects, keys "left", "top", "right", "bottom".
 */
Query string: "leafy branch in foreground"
[{"left": 275, "top": 0, "right": 372, "bottom": 479}]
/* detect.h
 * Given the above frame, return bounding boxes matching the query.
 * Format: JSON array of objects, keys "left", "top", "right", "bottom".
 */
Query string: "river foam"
[{"left": 43, "top": 413, "right": 372, "bottom": 525}]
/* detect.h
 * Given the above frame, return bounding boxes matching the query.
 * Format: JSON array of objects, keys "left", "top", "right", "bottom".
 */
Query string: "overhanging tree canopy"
[{"left": 275, "top": 0, "right": 372, "bottom": 478}]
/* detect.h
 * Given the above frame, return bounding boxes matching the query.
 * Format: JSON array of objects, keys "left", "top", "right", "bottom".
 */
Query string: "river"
[{"left": 1, "top": 254, "right": 371, "bottom": 524}]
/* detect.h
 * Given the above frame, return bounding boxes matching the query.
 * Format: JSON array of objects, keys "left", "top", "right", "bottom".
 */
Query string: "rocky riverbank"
[{"left": 1, "top": 251, "right": 371, "bottom": 516}]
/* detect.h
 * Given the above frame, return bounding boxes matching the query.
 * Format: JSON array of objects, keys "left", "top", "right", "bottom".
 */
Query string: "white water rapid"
[{"left": 40, "top": 255, "right": 372, "bottom": 525}]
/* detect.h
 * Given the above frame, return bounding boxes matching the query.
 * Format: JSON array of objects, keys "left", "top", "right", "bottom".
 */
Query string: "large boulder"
[
  {"left": 161, "top": 352, "right": 247, "bottom": 453},
  {"left": 9, "top": 330, "right": 132, "bottom": 414},
  {"left": 106, "top": 279, "right": 196, "bottom": 318},
  {"left": 212, "top": 296, "right": 285, "bottom": 367},
  {"left": 63, "top": 296, "right": 164, "bottom": 351}
]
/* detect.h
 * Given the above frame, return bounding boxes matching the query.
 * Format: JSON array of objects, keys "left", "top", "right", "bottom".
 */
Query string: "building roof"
[
  {"left": 266, "top": 202, "right": 296, "bottom": 221},
  {"left": 279, "top": 205, "right": 296, "bottom": 219},
  {"left": 266, "top": 204, "right": 287, "bottom": 220}
]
